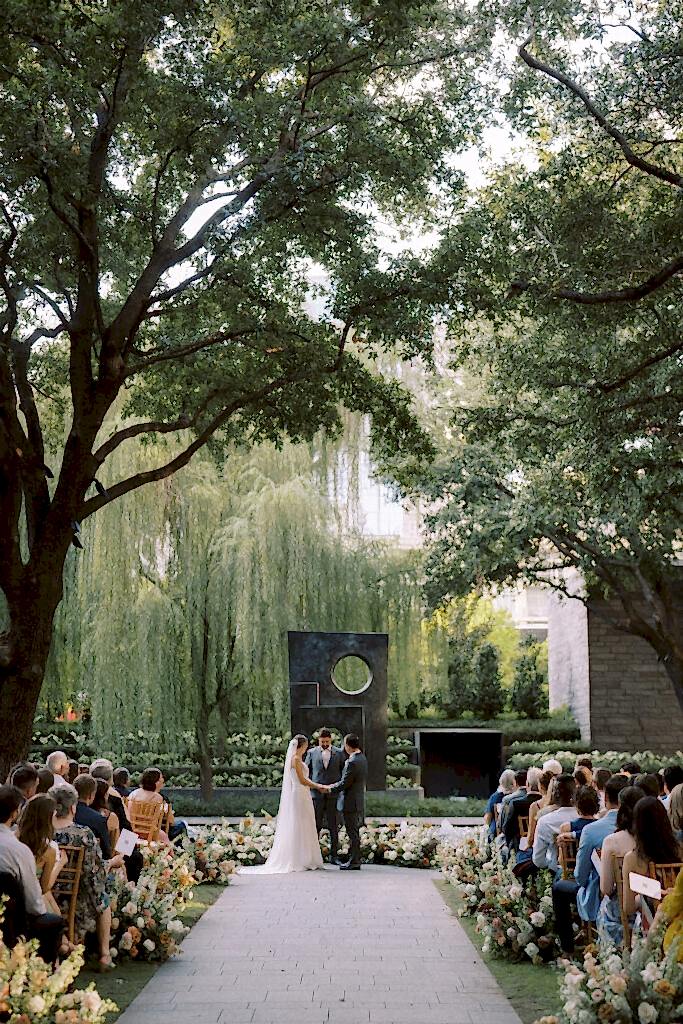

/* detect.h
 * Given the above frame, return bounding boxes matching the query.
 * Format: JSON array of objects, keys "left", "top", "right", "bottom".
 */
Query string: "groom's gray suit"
[{"left": 305, "top": 744, "right": 345, "bottom": 861}]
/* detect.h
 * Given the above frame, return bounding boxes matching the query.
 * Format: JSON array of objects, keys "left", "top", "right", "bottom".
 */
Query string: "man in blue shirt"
[{"left": 551, "top": 774, "right": 629, "bottom": 952}]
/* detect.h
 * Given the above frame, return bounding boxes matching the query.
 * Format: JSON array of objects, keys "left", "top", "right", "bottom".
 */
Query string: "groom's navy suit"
[
  {"left": 305, "top": 744, "right": 345, "bottom": 861},
  {"left": 328, "top": 751, "right": 368, "bottom": 867}
]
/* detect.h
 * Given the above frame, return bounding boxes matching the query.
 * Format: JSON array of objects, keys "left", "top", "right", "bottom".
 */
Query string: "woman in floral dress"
[{"left": 50, "top": 782, "right": 115, "bottom": 970}]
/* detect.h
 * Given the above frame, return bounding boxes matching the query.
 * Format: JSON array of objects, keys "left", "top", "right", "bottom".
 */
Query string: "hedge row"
[{"left": 507, "top": 748, "right": 683, "bottom": 774}]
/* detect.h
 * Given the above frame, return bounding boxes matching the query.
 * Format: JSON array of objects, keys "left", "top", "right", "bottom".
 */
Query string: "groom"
[
  {"left": 305, "top": 728, "right": 345, "bottom": 863},
  {"left": 324, "top": 734, "right": 368, "bottom": 871}
]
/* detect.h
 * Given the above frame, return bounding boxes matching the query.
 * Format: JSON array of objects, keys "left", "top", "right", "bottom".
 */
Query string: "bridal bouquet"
[
  {"left": 536, "top": 935, "right": 683, "bottom": 1024},
  {"left": 0, "top": 912, "right": 115, "bottom": 1022}
]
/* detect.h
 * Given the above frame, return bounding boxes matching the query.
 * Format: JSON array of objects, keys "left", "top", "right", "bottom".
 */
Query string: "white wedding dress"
[{"left": 248, "top": 739, "right": 324, "bottom": 874}]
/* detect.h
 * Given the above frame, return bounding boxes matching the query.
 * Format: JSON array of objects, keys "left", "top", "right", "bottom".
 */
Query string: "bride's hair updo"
[{"left": 294, "top": 734, "right": 308, "bottom": 750}]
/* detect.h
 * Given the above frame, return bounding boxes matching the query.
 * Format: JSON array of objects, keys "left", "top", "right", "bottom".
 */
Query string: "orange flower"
[{"left": 654, "top": 979, "right": 676, "bottom": 998}]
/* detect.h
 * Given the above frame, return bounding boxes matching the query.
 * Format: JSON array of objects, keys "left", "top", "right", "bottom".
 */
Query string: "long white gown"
[{"left": 248, "top": 741, "right": 324, "bottom": 874}]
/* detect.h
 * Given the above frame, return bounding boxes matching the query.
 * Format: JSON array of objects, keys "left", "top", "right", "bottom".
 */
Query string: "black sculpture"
[{"left": 288, "top": 630, "right": 388, "bottom": 791}]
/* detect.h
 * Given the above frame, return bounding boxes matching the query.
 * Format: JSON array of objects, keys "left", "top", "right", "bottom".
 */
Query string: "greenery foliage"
[{"left": 509, "top": 638, "right": 547, "bottom": 720}]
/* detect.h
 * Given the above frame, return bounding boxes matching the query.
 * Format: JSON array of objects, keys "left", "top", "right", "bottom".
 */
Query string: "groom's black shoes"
[{"left": 339, "top": 862, "right": 361, "bottom": 870}]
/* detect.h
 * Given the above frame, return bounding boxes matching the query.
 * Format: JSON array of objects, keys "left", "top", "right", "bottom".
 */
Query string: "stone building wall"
[{"left": 548, "top": 586, "right": 683, "bottom": 753}]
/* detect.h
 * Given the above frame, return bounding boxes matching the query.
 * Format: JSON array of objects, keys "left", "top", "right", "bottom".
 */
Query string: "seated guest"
[
  {"left": 90, "top": 761, "right": 143, "bottom": 883},
  {"left": 634, "top": 773, "right": 661, "bottom": 799},
  {"left": 552, "top": 774, "right": 629, "bottom": 953},
  {"left": 597, "top": 785, "right": 645, "bottom": 945},
  {"left": 575, "top": 756, "right": 593, "bottom": 778},
  {"left": 92, "top": 779, "right": 120, "bottom": 849},
  {"left": 46, "top": 751, "right": 70, "bottom": 789},
  {"left": 67, "top": 760, "right": 79, "bottom": 785},
  {"left": 574, "top": 768, "right": 591, "bottom": 788},
  {"left": 500, "top": 770, "right": 528, "bottom": 826},
  {"left": 620, "top": 761, "right": 642, "bottom": 779},
  {"left": 558, "top": 785, "right": 600, "bottom": 842},
  {"left": 662, "top": 766, "right": 683, "bottom": 809},
  {"left": 112, "top": 767, "right": 131, "bottom": 799},
  {"left": 36, "top": 768, "right": 55, "bottom": 794},
  {"left": 50, "top": 783, "right": 114, "bottom": 969},
  {"left": 0, "top": 785, "right": 64, "bottom": 962},
  {"left": 129, "top": 768, "right": 188, "bottom": 843},
  {"left": 652, "top": 866, "right": 683, "bottom": 962},
  {"left": 542, "top": 758, "right": 563, "bottom": 777},
  {"left": 73, "top": 775, "right": 112, "bottom": 860},
  {"left": 15, "top": 794, "right": 71, "bottom": 953},
  {"left": 532, "top": 774, "right": 577, "bottom": 873},
  {"left": 485, "top": 770, "right": 517, "bottom": 839},
  {"left": 504, "top": 767, "right": 543, "bottom": 851},
  {"left": 669, "top": 783, "right": 683, "bottom": 843},
  {"left": 594, "top": 768, "right": 612, "bottom": 812},
  {"left": 623, "top": 796, "right": 683, "bottom": 917},
  {"left": 528, "top": 771, "right": 555, "bottom": 846},
  {"left": 9, "top": 764, "right": 39, "bottom": 801}
]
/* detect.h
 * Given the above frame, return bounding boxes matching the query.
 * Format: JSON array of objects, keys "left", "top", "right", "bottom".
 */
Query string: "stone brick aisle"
[{"left": 116, "top": 866, "right": 522, "bottom": 1024}]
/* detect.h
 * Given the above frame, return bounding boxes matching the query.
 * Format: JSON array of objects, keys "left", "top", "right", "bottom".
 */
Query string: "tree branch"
[{"left": 509, "top": 252, "right": 683, "bottom": 305}]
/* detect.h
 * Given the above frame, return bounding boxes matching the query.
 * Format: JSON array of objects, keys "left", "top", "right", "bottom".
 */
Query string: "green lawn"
[
  {"left": 75, "top": 883, "right": 225, "bottom": 1019},
  {"left": 434, "top": 879, "right": 563, "bottom": 1024}
]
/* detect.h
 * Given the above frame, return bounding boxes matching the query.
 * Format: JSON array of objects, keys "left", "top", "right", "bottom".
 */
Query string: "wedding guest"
[
  {"left": 92, "top": 779, "right": 120, "bottom": 849},
  {"left": 15, "top": 794, "right": 72, "bottom": 953},
  {"left": 542, "top": 758, "right": 563, "bottom": 776},
  {"left": 532, "top": 774, "right": 577, "bottom": 873},
  {"left": 73, "top": 775, "right": 112, "bottom": 859},
  {"left": 574, "top": 768, "right": 591, "bottom": 788},
  {"left": 597, "top": 785, "right": 645, "bottom": 945},
  {"left": 0, "top": 786, "right": 64, "bottom": 962},
  {"left": 576, "top": 756, "right": 593, "bottom": 775},
  {"left": 634, "top": 773, "right": 661, "bottom": 799},
  {"left": 46, "top": 751, "right": 70, "bottom": 789},
  {"left": 622, "top": 796, "right": 683, "bottom": 917},
  {"left": 9, "top": 764, "right": 39, "bottom": 801},
  {"left": 36, "top": 768, "right": 55, "bottom": 794},
  {"left": 112, "top": 767, "right": 131, "bottom": 798},
  {"left": 90, "top": 761, "right": 143, "bottom": 884},
  {"left": 67, "top": 760, "right": 79, "bottom": 785},
  {"left": 593, "top": 768, "right": 611, "bottom": 812},
  {"left": 130, "top": 767, "right": 188, "bottom": 842},
  {"left": 620, "top": 761, "right": 641, "bottom": 779},
  {"left": 669, "top": 783, "right": 683, "bottom": 842},
  {"left": 485, "top": 769, "right": 516, "bottom": 839},
  {"left": 662, "top": 766, "right": 683, "bottom": 808},
  {"left": 558, "top": 785, "right": 600, "bottom": 843},
  {"left": 527, "top": 771, "right": 555, "bottom": 846},
  {"left": 50, "top": 783, "right": 114, "bottom": 970},
  {"left": 503, "top": 767, "right": 543, "bottom": 850},
  {"left": 500, "top": 770, "right": 528, "bottom": 828},
  {"left": 552, "top": 774, "right": 629, "bottom": 952}
]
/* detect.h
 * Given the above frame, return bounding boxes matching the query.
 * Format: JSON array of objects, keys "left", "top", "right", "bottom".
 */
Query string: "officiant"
[{"left": 305, "top": 728, "right": 345, "bottom": 864}]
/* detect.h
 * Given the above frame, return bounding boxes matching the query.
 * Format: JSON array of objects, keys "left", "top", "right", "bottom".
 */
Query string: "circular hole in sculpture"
[{"left": 332, "top": 654, "right": 373, "bottom": 694}]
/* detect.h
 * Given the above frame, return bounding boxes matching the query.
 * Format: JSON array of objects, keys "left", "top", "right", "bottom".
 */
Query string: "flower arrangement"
[
  {"left": 536, "top": 934, "right": 683, "bottom": 1024},
  {"left": 358, "top": 821, "right": 441, "bottom": 867},
  {"left": 0, "top": 908, "right": 115, "bottom": 1022},
  {"left": 108, "top": 850, "right": 191, "bottom": 961},
  {"left": 439, "top": 826, "right": 491, "bottom": 913}
]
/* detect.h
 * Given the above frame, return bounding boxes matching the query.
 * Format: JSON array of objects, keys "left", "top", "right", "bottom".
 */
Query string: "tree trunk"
[
  {"left": 661, "top": 649, "right": 683, "bottom": 716},
  {"left": 196, "top": 705, "right": 214, "bottom": 803}
]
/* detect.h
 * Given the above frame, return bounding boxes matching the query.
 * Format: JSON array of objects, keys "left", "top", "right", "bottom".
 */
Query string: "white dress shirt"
[
  {"left": 0, "top": 823, "right": 47, "bottom": 916},
  {"left": 532, "top": 807, "right": 577, "bottom": 872},
  {"left": 321, "top": 748, "right": 331, "bottom": 769}
]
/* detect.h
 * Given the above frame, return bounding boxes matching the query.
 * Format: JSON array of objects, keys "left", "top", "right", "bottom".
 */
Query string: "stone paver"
[{"left": 116, "top": 867, "right": 522, "bottom": 1024}]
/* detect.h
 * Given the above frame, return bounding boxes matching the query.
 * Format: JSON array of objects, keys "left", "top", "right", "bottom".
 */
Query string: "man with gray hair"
[{"left": 46, "top": 750, "right": 69, "bottom": 788}]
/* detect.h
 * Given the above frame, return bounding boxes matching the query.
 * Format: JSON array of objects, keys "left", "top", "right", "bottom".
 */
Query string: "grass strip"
[{"left": 434, "top": 878, "right": 563, "bottom": 1024}]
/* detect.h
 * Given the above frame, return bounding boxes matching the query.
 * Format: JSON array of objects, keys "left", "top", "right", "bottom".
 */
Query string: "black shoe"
[
  {"left": 333, "top": 858, "right": 348, "bottom": 866},
  {"left": 339, "top": 862, "right": 360, "bottom": 870}
]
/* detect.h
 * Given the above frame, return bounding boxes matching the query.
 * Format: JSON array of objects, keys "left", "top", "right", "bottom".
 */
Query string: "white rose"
[
  {"left": 638, "top": 1005, "right": 658, "bottom": 1024},
  {"left": 28, "top": 996, "right": 46, "bottom": 1013},
  {"left": 509, "top": 885, "right": 523, "bottom": 900},
  {"left": 136, "top": 917, "right": 145, "bottom": 929},
  {"left": 143, "top": 939, "right": 155, "bottom": 951},
  {"left": 530, "top": 911, "right": 545, "bottom": 928},
  {"left": 524, "top": 942, "right": 539, "bottom": 959},
  {"left": 641, "top": 963, "right": 662, "bottom": 984},
  {"left": 122, "top": 901, "right": 137, "bottom": 916}
]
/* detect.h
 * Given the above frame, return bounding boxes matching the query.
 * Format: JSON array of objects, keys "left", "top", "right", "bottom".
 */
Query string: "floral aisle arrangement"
[
  {"left": 440, "top": 829, "right": 559, "bottom": 963},
  {"left": 358, "top": 821, "right": 441, "bottom": 867},
  {"left": 108, "top": 849, "right": 193, "bottom": 962},
  {"left": 0, "top": 917, "right": 115, "bottom": 1022},
  {"left": 535, "top": 936, "right": 683, "bottom": 1024}
]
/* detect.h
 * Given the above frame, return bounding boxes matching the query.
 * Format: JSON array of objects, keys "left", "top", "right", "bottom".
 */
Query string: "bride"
[{"left": 251, "top": 734, "right": 328, "bottom": 873}]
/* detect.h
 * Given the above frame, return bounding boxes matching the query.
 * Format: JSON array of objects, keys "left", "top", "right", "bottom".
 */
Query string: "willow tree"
[{"left": 0, "top": 0, "right": 488, "bottom": 773}]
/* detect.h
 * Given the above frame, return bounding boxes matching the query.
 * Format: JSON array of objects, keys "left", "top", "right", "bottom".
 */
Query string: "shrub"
[{"left": 509, "top": 637, "right": 547, "bottom": 719}]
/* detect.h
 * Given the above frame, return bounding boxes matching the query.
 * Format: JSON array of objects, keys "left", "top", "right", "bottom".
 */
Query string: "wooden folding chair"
[
  {"left": 558, "top": 837, "right": 578, "bottom": 880},
  {"left": 54, "top": 845, "right": 84, "bottom": 944},
  {"left": 128, "top": 800, "right": 164, "bottom": 842},
  {"left": 519, "top": 816, "right": 529, "bottom": 840},
  {"left": 613, "top": 853, "right": 631, "bottom": 948},
  {"left": 160, "top": 801, "right": 172, "bottom": 835},
  {"left": 649, "top": 862, "right": 683, "bottom": 893}
]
